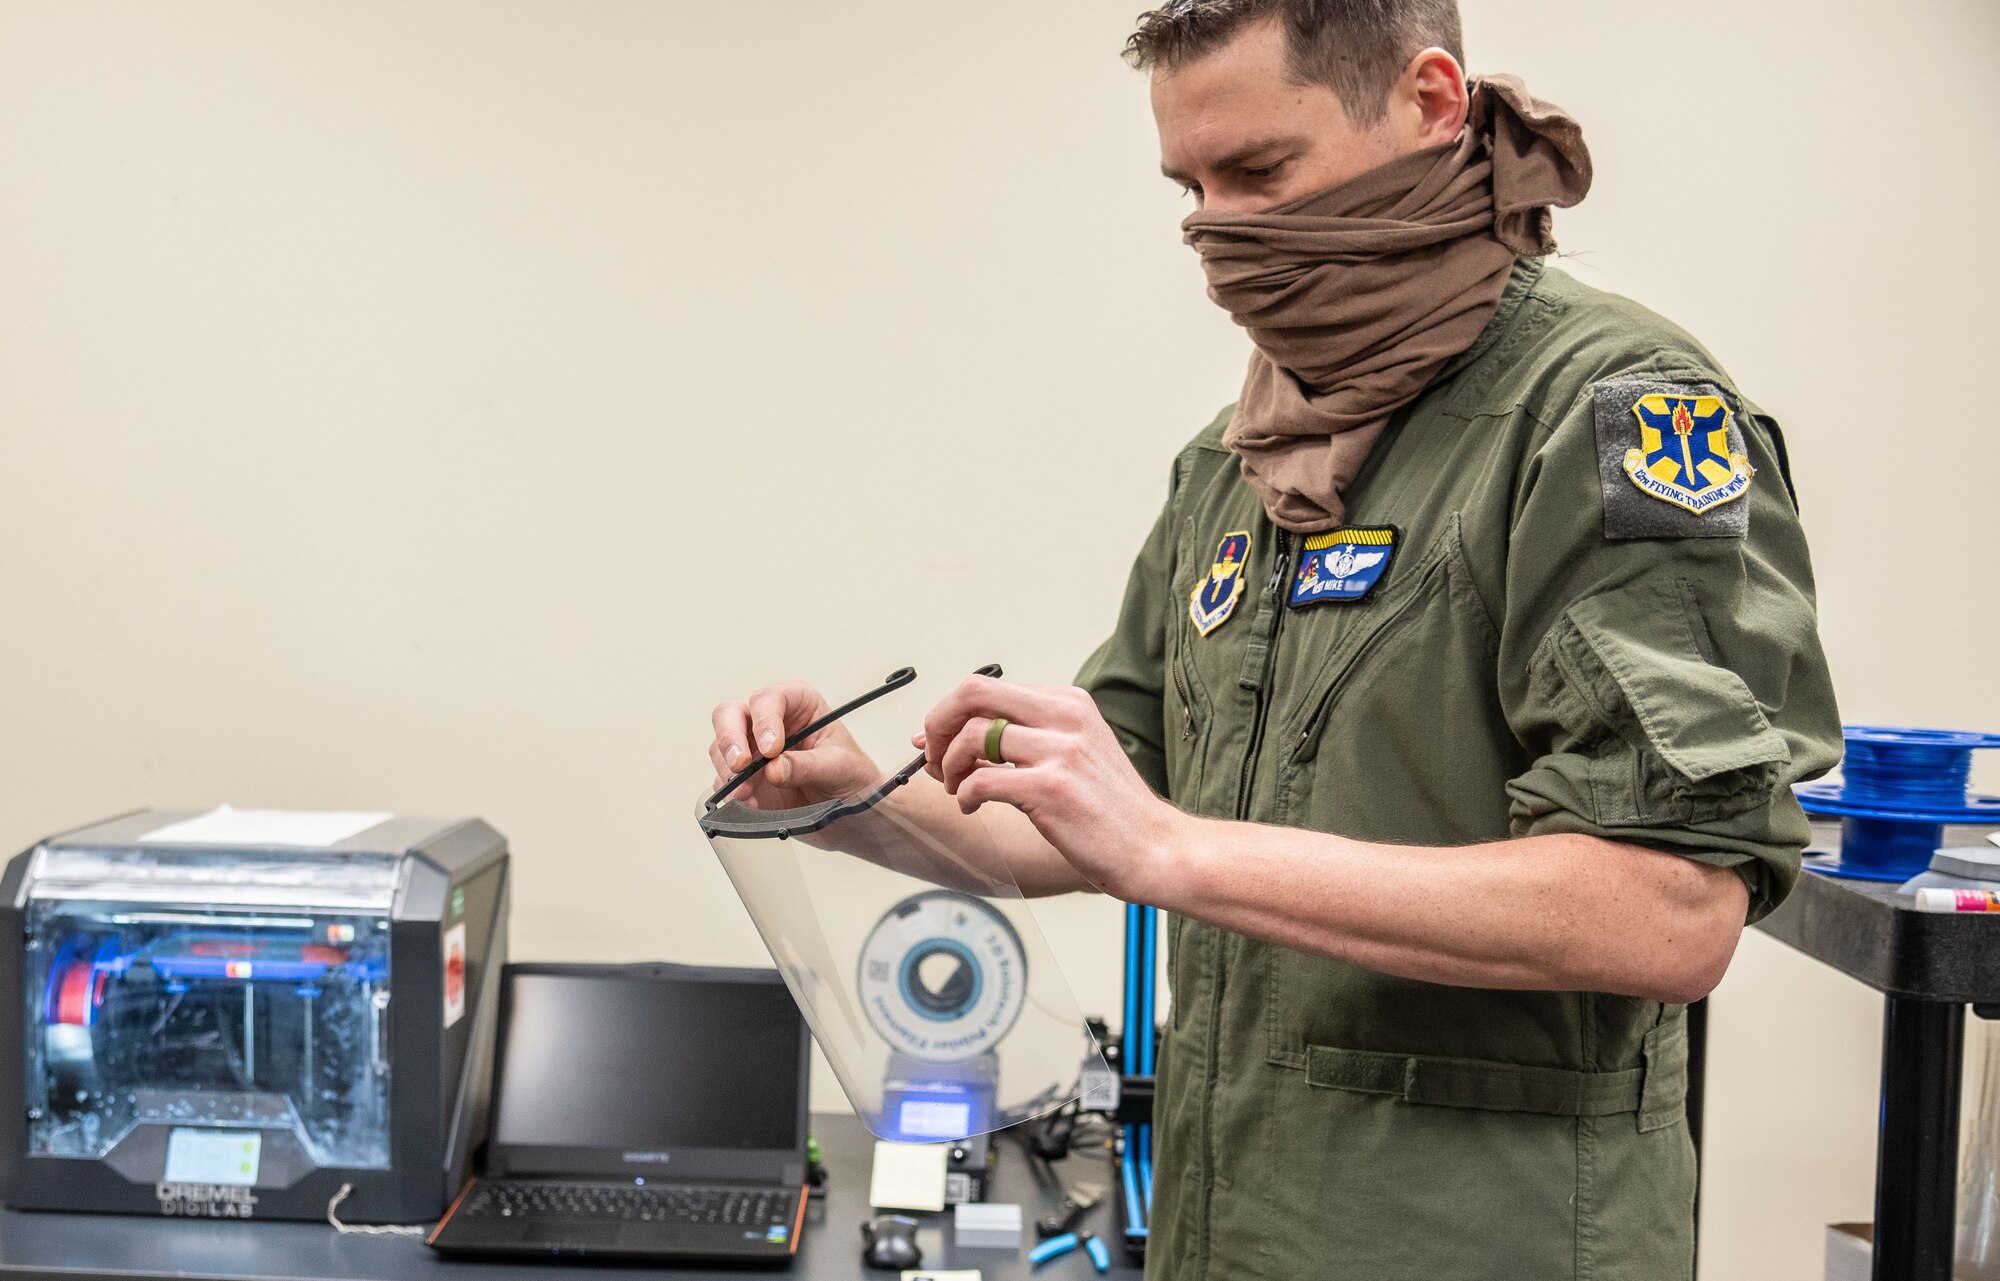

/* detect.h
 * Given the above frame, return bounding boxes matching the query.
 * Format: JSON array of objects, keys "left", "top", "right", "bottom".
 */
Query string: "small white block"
[{"left": 953, "top": 1201, "right": 1023, "bottom": 1250}]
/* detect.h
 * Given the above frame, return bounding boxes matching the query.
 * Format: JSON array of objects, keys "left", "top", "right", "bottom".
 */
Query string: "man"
[{"left": 709, "top": 3, "right": 1840, "bottom": 1277}]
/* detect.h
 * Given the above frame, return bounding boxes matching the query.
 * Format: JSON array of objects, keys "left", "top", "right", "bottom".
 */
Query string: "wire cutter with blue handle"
[{"left": 1029, "top": 1230, "right": 1110, "bottom": 1272}]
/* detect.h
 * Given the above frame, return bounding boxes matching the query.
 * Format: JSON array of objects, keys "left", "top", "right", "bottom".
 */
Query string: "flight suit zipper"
[
  {"left": 1265, "top": 530, "right": 1296, "bottom": 595},
  {"left": 1232, "top": 530, "right": 1294, "bottom": 820},
  {"left": 1196, "top": 527, "right": 1294, "bottom": 1281}
]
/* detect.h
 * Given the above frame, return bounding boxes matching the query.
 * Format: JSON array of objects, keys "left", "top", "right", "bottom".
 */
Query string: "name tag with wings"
[{"left": 1288, "top": 526, "right": 1398, "bottom": 608}]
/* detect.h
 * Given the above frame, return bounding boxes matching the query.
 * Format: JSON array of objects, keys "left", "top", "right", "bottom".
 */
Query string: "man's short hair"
[{"left": 1123, "top": 0, "right": 1465, "bottom": 123}]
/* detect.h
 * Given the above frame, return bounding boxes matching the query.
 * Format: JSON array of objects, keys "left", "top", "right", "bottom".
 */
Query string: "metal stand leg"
[
  {"left": 1874, "top": 997, "right": 1964, "bottom": 1281},
  {"left": 1687, "top": 997, "right": 1706, "bottom": 1272}
]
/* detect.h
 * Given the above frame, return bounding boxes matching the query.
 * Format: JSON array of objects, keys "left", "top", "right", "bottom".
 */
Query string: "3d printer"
[{"left": 0, "top": 809, "right": 508, "bottom": 1223}]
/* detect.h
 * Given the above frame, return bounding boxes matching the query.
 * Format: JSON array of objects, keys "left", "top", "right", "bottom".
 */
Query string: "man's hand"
[
  {"left": 706, "top": 675, "right": 1099, "bottom": 898},
  {"left": 708, "top": 680, "right": 882, "bottom": 811},
  {"left": 918, "top": 674, "right": 1183, "bottom": 901}
]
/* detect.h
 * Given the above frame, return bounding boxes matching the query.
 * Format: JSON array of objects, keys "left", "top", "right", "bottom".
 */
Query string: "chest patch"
[
  {"left": 1288, "top": 526, "right": 1397, "bottom": 607},
  {"left": 1593, "top": 379, "right": 1753, "bottom": 540},
  {"left": 1189, "top": 530, "right": 1251, "bottom": 636}
]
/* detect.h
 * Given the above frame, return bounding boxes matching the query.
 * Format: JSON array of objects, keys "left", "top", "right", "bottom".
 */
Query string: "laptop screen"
[{"left": 491, "top": 966, "right": 807, "bottom": 1166}]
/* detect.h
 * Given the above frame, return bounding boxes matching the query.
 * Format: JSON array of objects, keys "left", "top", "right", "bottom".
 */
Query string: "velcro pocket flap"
[
  {"left": 1306, "top": 1045, "right": 1644, "bottom": 1118},
  {"left": 1560, "top": 580, "right": 1789, "bottom": 783}
]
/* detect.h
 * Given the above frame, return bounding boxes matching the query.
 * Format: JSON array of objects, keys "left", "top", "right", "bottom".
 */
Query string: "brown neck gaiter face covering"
[{"left": 1183, "top": 75, "right": 1593, "bottom": 533}]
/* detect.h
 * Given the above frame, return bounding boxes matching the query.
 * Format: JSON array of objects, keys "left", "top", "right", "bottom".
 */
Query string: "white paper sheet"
[
  {"left": 139, "top": 806, "right": 392, "bottom": 848},
  {"left": 868, "top": 1139, "right": 948, "bottom": 1212}
]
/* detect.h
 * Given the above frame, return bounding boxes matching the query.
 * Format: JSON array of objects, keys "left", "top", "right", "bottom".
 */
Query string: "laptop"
[{"left": 427, "top": 961, "right": 811, "bottom": 1264}]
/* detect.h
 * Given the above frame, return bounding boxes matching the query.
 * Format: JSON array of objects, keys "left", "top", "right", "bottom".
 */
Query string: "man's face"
[{"left": 1151, "top": 18, "right": 1409, "bottom": 214}]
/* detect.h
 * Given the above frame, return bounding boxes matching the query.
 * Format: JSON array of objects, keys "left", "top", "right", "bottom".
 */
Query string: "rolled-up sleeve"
[
  {"left": 1499, "top": 373, "right": 1844, "bottom": 921},
  {"left": 1076, "top": 461, "right": 1183, "bottom": 798}
]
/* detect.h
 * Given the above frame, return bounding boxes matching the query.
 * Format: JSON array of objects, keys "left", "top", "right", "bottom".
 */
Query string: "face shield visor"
[{"left": 698, "top": 667, "right": 1107, "bottom": 1144}]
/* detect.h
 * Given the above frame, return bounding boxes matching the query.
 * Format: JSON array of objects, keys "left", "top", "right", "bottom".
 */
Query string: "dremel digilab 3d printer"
[{"left": 0, "top": 808, "right": 508, "bottom": 1222}]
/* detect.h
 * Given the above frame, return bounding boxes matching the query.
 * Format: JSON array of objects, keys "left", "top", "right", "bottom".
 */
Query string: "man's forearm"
[
  {"left": 904, "top": 675, "right": 1747, "bottom": 996},
  {"left": 885, "top": 780, "right": 1096, "bottom": 897},
  {"left": 1149, "top": 816, "right": 1748, "bottom": 1004}
]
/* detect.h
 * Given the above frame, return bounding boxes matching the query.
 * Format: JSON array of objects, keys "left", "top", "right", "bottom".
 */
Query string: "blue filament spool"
[{"left": 1796, "top": 726, "right": 2000, "bottom": 882}]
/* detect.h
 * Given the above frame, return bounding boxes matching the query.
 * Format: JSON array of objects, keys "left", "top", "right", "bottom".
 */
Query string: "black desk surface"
[
  {"left": 1755, "top": 821, "right": 2000, "bottom": 1003},
  {"left": 0, "top": 1116, "right": 1141, "bottom": 1281}
]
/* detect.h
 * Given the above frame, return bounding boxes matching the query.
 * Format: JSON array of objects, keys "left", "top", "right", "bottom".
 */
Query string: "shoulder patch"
[{"left": 1592, "top": 378, "right": 1753, "bottom": 540}]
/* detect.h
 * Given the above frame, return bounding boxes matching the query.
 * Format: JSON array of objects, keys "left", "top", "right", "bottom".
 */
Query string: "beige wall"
[{"left": 2, "top": 2, "right": 1996, "bottom": 1276}]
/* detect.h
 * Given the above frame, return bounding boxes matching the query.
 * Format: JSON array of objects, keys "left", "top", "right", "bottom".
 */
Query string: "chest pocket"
[
  {"left": 1266, "top": 514, "right": 1531, "bottom": 1068},
  {"left": 1274, "top": 513, "right": 1513, "bottom": 843}
]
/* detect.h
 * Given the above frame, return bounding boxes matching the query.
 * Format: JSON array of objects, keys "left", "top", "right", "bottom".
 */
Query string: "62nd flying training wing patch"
[
  {"left": 1592, "top": 378, "right": 1754, "bottom": 540},
  {"left": 1189, "top": 530, "right": 1252, "bottom": 636}
]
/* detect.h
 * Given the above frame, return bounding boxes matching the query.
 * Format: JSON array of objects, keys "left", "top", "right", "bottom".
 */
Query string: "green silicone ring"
[{"left": 984, "top": 718, "right": 1010, "bottom": 765}]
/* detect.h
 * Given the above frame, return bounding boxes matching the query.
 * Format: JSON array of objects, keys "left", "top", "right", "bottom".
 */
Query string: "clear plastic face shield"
[{"left": 698, "top": 667, "right": 1107, "bottom": 1144}]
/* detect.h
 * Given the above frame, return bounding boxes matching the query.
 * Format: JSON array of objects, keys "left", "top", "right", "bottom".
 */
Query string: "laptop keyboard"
[{"left": 463, "top": 1180, "right": 793, "bottom": 1229}]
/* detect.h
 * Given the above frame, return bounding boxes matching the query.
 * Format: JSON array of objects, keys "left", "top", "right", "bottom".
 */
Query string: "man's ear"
[{"left": 1388, "top": 48, "right": 1469, "bottom": 150}]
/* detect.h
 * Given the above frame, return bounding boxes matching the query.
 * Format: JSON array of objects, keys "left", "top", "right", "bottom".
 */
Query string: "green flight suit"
[{"left": 1077, "top": 257, "right": 1842, "bottom": 1281}]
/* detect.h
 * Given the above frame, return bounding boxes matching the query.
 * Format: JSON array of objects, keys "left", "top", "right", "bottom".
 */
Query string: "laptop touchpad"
[{"left": 526, "top": 1223, "right": 624, "bottom": 1249}]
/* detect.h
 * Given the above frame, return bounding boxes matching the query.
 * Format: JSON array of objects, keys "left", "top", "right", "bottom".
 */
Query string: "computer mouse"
[{"left": 861, "top": 1214, "right": 923, "bottom": 1271}]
